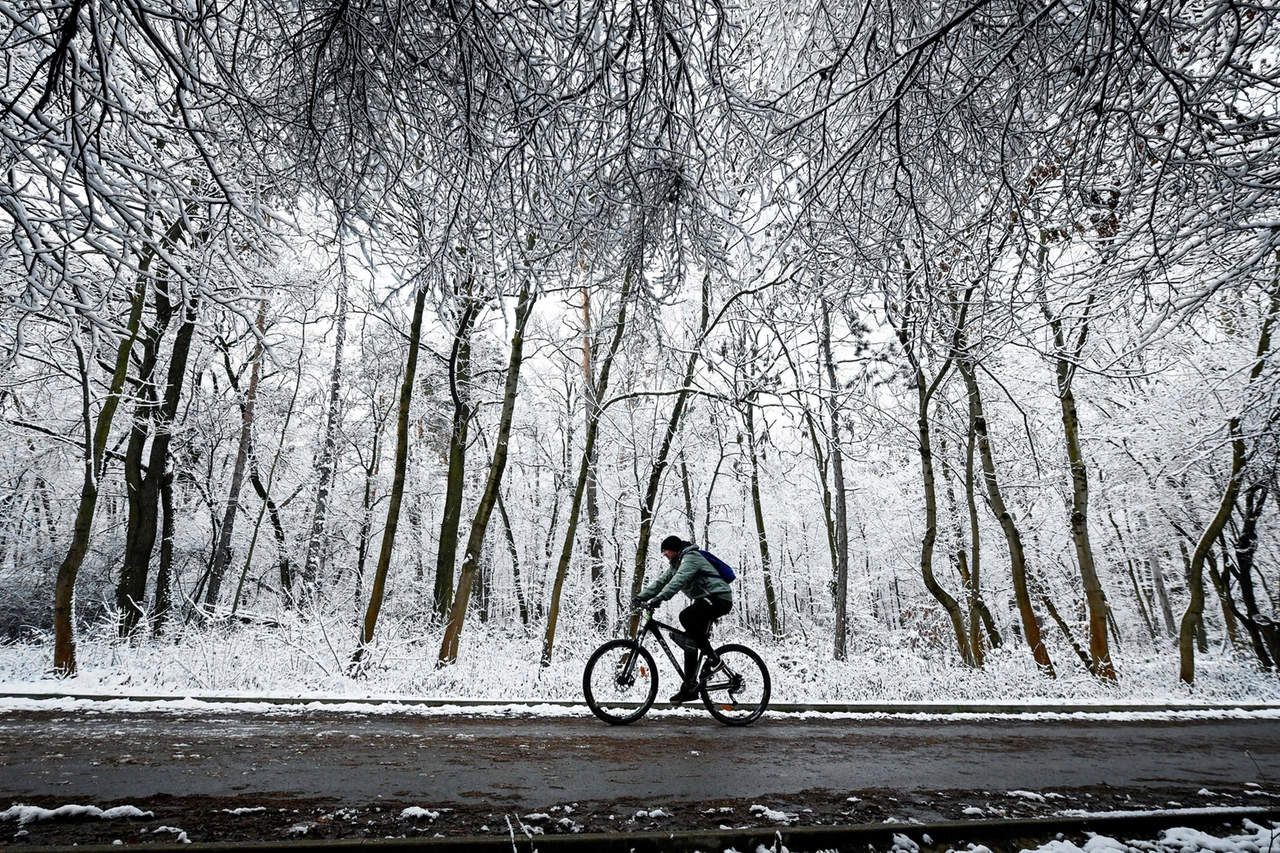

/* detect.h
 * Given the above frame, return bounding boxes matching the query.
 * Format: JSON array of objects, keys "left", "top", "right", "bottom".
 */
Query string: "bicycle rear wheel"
[
  {"left": 700, "top": 643, "right": 770, "bottom": 726},
  {"left": 583, "top": 639, "right": 659, "bottom": 725}
]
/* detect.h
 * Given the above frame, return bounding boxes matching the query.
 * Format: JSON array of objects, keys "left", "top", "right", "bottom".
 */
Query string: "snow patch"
[
  {"left": 400, "top": 807, "right": 440, "bottom": 821},
  {"left": 1010, "top": 790, "right": 1048, "bottom": 802},
  {"left": 749, "top": 804, "right": 799, "bottom": 824},
  {"left": 0, "top": 804, "right": 153, "bottom": 825},
  {"left": 222, "top": 807, "right": 267, "bottom": 815},
  {"left": 153, "top": 826, "right": 190, "bottom": 843},
  {"left": 893, "top": 833, "right": 921, "bottom": 852}
]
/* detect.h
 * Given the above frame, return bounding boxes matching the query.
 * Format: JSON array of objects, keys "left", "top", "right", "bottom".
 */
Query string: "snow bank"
[
  {"left": 0, "top": 804, "right": 153, "bottom": 825},
  {"left": 1, "top": 619, "right": 1278, "bottom": 708},
  {"left": 942, "top": 819, "right": 1280, "bottom": 853}
]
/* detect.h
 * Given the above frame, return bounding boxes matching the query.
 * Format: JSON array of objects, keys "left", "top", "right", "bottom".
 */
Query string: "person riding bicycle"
[{"left": 631, "top": 535, "right": 733, "bottom": 705}]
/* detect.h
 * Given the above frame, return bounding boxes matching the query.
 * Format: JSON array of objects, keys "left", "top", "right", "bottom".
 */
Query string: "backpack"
[{"left": 699, "top": 549, "right": 737, "bottom": 583}]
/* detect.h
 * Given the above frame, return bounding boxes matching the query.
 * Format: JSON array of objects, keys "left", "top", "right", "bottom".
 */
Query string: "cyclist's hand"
[{"left": 629, "top": 595, "right": 650, "bottom": 611}]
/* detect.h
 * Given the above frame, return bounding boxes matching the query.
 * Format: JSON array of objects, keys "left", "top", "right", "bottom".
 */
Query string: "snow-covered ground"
[
  {"left": 2, "top": 620, "right": 1278, "bottom": 708},
  {"left": 886, "top": 818, "right": 1280, "bottom": 853}
]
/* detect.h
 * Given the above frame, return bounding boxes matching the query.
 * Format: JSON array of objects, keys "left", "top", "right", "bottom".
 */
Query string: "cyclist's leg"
[{"left": 680, "top": 597, "right": 731, "bottom": 675}]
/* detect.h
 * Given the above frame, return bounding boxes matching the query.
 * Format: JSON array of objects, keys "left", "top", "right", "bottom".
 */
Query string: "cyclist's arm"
[
  {"left": 639, "top": 563, "right": 677, "bottom": 602},
  {"left": 645, "top": 553, "right": 700, "bottom": 604}
]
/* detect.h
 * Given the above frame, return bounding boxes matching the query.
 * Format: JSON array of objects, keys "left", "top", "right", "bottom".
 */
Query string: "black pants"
[{"left": 678, "top": 596, "right": 732, "bottom": 684}]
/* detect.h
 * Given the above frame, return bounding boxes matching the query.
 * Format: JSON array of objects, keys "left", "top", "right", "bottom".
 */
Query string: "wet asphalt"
[{"left": 0, "top": 709, "right": 1277, "bottom": 807}]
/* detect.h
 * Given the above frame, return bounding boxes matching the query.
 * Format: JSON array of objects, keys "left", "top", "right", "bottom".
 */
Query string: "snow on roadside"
[
  {"left": 3, "top": 619, "right": 1279, "bottom": 709},
  {"left": 0, "top": 693, "right": 1276, "bottom": 722},
  {"left": 954, "top": 818, "right": 1280, "bottom": 853},
  {"left": 0, "top": 804, "right": 153, "bottom": 825},
  {"left": 153, "top": 826, "right": 191, "bottom": 843}
]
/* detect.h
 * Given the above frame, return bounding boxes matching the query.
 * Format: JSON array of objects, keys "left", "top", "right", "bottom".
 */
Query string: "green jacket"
[{"left": 641, "top": 545, "right": 733, "bottom": 605}]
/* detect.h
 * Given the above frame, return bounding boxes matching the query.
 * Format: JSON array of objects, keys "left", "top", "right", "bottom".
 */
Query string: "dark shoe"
[
  {"left": 669, "top": 684, "right": 700, "bottom": 704},
  {"left": 699, "top": 656, "right": 724, "bottom": 684}
]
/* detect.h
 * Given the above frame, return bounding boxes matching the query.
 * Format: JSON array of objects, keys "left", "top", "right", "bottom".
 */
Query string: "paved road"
[{"left": 1, "top": 709, "right": 1276, "bottom": 807}]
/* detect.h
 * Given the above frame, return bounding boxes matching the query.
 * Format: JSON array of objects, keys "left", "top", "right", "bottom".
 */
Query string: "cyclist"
[{"left": 631, "top": 535, "right": 733, "bottom": 704}]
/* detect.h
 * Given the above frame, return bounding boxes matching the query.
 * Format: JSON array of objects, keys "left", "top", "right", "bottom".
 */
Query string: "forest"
[{"left": 1, "top": 0, "right": 1278, "bottom": 700}]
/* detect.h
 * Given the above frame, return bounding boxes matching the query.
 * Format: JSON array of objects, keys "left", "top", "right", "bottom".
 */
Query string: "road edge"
[{"left": 2, "top": 691, "right": 1280, "bottom": 715}]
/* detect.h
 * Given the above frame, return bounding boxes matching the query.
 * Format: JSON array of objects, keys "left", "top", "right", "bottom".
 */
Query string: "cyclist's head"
[{"left": 660, "top": 535, "right": 689, "bottom": 560}]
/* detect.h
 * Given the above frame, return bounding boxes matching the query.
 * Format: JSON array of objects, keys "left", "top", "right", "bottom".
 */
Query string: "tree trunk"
[
  {"left": 542, "top": 271, "right": 632, "bottom": 664},
  {"left": 1043, "top": 298, "right": 1115, "bottom": 679},
  {"left": 1182, "top": 275, "right": 1279, "bottom": 682},
  {"left": 958, "top": 357, "right": 1055, "bottom": 675},
  {"left": 243, "top": 462, "right": 291, "bottom": 608},
  {"left": 302, "top": 271, "right": 349, "bottom": 607},
  {"left": 821, "top": 301, "right": 851, "bottom": 660},
  {"left": 1041, "top": 588, "right": 1093, "bottom": 672},
  {"left": 584, "top": 287, "right": 609, "bottom": 630},
  {"left": 439, "top": 282, "right": 536, "bottom": 665},
  {"left": 119, "top": 286, "right": 198, "bottom": 636},
  {"left": 891, "top": 275, "right": 972, "bottom": 665},
  {"left": 152, "top": 467, "right": 176, "bottom": 636},
  {"left": 1223, "top": 485, "right": 1273, "bottom": 667},
  {"left": 630, "top": 274, "right": 712, "bottom": 615},
  {"left": 743, "top": 394, "right": 781, "bottom": 638},
  {"left": 116, "top": 289, "right": 173, "bottom": 634},
  {"left": 233, "top": 352, "right": 303, "bottom": 613},
  {"left": 679, "top": 452, "right": 698, "bottom": 542},
  {"left": 354, "top": 285, "right": 428, "bottom": 664},
  {"left": 1206, "top": 556, "right": 1242, "bottom": 650},
  {"left": 1107, "top": 510, "right": 1157, "bottom": 642},
  {"left": 960, "top": 426, "right": 985, "bottom": 664},
  {"left": 1180, "top": 421, "right": 1247, "bottom": 683},
  {"left": 206, "top": 301, "right": 267, "bottom": 612},
  {"left": 912, "top": 373, "right": 972, "bottom": 663},
  {"left": 54, "top": 215, "right": 188, "bottom": 671},
  {"left": 55, "top": 283, "right": 148, "bottom": 670},
  {"left": 496, "top": 492, "right": 530, "bottom": 626},
  {"left": 353, "top": 404, "right": 388, "bottom": 617},
  {"left": 433, "top": 295, "right": 479, "bottom": 620},
  {"left": 1149, "top": 549, "right": 1177, "bottom": 637}
]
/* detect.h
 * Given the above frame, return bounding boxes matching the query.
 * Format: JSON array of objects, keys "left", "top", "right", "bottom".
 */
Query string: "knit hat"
[{"left": 660, "top": 535, "right": 688, "bottom": 552}]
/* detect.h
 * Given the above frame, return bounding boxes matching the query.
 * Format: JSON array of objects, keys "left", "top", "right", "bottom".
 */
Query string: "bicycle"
[{"left": 582, "top": 605, "right": 770, "bottom": 726}]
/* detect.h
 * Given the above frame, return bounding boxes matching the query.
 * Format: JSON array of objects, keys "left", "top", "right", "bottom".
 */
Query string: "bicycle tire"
[
  {"left": 583, "top": 639, "right": 659, "bottom": 725},
  {"left": 700, "top": 642, "right": 770, "bottom": 726}
]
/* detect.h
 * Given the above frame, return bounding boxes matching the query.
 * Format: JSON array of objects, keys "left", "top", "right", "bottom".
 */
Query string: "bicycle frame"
[{"left": 633, "top": 610, "right": 703, "bottom": 685}]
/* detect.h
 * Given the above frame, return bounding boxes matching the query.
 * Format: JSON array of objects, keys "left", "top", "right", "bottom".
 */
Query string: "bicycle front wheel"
[
  {"left": 583, "top": 639, "right": 659, "bottom": 725},
  {"left": 700, "top": 643, "right": 770, "bottom": 726}
]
